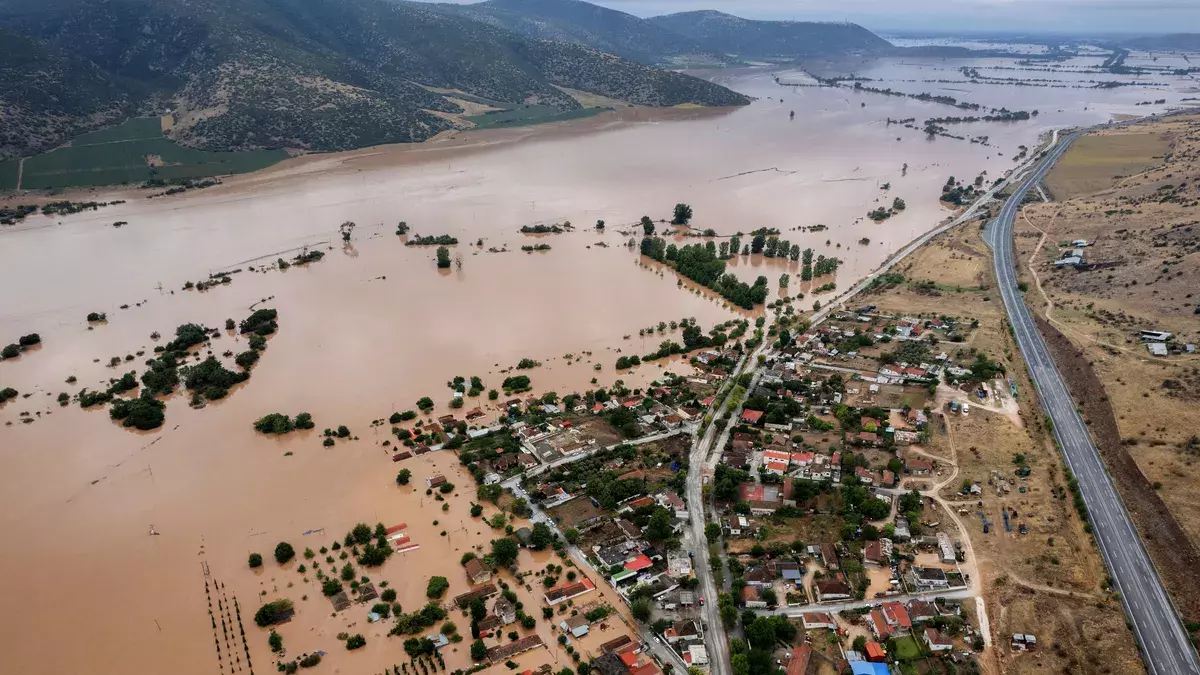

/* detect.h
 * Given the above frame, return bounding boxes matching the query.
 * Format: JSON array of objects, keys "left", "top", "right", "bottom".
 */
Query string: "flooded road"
[{"left": 0, "top": 58, "right": 1190, "bottom": 674}]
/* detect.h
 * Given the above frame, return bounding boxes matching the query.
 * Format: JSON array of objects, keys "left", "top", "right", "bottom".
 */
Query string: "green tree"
[
  {"left": 672, "top": 203, "right": 693, "bottom": 225},
  {"left": 646, "top": 508, "right": 674, "bottom": 542},
  {"left": 248, "top": 552, "right": 263, "bottom": 568},
  {"left": 274, "top": 542, "right": 296, "bottom": 564},
  {"left": 436, "top": 246, "right": 452, "bottom": 269},
  {"left": 491, "top": 537, "right": 520, "bottom": 567},
  {"left": 705, "top": 522, "right": 722, "bottom": 543},
  {"left": 630, "top": 597, "right": 653, "bottom": 622},
  {"left": 563, "top": 528, "right": 581, "bottom": 545},
  {"left": 396, "top": 469, "right": 412, "bottom": 485},
  {"left": 254, "top": 599, "right": 294, "bottom": 627},
  {"left": 529, "top": 522, "right": 555, "bottom": 550},
  {"left": 471, "top": 639, "right": 488, "bottom": 661},
  {"left": 641, "top": 216, "right": 655, "bottom": 236},
  {"left": 427, "top": 576, "right": 450, "bottom": 598},
  {"left": 269, "top": 630, "right": 284, "bottom": 652},
  {"left": 731, "top": 654, "right": 749, "bottom": 675}
]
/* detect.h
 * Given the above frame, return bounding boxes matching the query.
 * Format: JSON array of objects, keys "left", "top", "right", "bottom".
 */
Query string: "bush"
[
  {"left": 295, "top": 412, "right": 315, "bottom": 429},
  {"left": 396, "top": 469, "right": 412, "bottom": 485},
  {"left": 389, "top": 411, "right": 404, "bottom": 424},
  {"left": 248, "top": 553, "right": 263, "bottom": 568},
  {"left": 336, "top": 425, "right": 350, "bottom": 438},
  {"left": 471, "top": 639, "right": 488, "bottom": 661},
  {"left": 255, "top": 413, "right": 295, "bottom": 434},
  {"left": 235, "top": 350, "right": 260, "bottom": 369},
  {"left": 0, "top": 344, "right": 19, "bottom": 359},
  {"left": 439, "top": 482, "right": 455, "bottom": 494},
  {"left": 269, "top": 630, "right": 284, "bottom": 652},
  {"left": 87, "top": 312, "right": 107, "bottom": 322},
  {"left": 427, "top": 576, "right": 450, "bottom": 598},
  {"left": 322, "top": 579, "right": 343, "bottom": 596},
  {"left": 346, "top": 634, "right": 366, "bottom": 650},
  {"left": 381, "top": 588, "right": 397, "bottom": 602},
  {"left": 109, "top": 394, "right": 165, "bottom": 430},
  {"left": 275, "top": 541, "right": 296, "bottom": 564},
  {"left": 254, "top": 599, "right": 294, "bottom": 627},
  {"left": 18, "top": 333, "right": 40, "bottom": 347},
  {"left": 298, "top": 653, "right": 321, "bottom": 668}
]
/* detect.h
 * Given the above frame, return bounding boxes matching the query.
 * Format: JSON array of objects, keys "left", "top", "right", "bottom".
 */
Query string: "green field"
[
  {"left": 0, "top": 160, "right": 18, "bottom": 190},
  {"left": 892, "top": 634, "right": 923, "bottom": 660},
  {"left": 13, "top": 117, "right": 288, "bottom": 190},
  {"left": 464, "top": 105, "right": 611, "bottom": 131}
]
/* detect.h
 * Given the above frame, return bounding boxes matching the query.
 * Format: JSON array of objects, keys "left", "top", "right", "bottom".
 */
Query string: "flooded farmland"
[{"left": 0, "top": 54, "right": 1193, "bottom": 674}]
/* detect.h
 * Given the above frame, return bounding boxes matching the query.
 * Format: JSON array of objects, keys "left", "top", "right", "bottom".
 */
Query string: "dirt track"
[{"left": 1035, "top": 314, "right": 1200, "bottom": 623}]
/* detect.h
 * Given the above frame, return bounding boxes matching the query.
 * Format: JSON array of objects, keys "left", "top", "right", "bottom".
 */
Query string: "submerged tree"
[
  {"left": 339, "top": 221, "right": 356, "bottom": 242},
  {"left": 671, "top": 203, "right": 693, "bottom": 226},
  {"left": 436, "top": 247, "right": 451, "bottom": 269}
]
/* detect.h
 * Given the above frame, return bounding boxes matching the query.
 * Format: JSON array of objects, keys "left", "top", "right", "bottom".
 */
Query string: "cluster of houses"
[
  {"left": 798, "top": 595, "right": 973, "bottom": 666},
  {"left": 593, "top": 636, "right": 663, "bottom": 675}
]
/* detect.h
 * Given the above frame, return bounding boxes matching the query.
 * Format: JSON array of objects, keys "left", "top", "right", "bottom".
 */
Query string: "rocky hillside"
[
  {"left": 0, "top": 0, "right": 750, "bottom": 160},
  {"left": 650, "top": 10, "right": 891, "bottom": 60}
]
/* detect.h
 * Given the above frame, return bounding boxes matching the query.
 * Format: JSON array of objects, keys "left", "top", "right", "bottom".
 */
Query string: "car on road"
[{"left": 698, "top": 596, "right": 704, "bottom": 606}]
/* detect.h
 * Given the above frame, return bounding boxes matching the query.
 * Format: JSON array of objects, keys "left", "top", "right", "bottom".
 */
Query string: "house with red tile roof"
[
  {"left": 741, "top": 584, "right": 766, "bottom": 608},
  {"left": 867, "top": 609, "right": 891, "bottom": 639},
  {"left": 785, "top": 645, "right": 811, "bottom": 675},
  {"left": 882, "top": 601, "right": 912, "bottom": 633},
  {"left": 801, "top": 613, "right": 837, "bottom": 631},
  {"left": 740, "top": 409, "right": 764, "bottom": 424},
  {"left": 905, "top": 457, "right": 933, "bottom": 475},
  {"left": 544, "top": 579, "right": 595, "bottom": 606},
  {"left": 623, "top": 554, "right": 653, "bottom": 572},
  {"left": 924, "top": 627, "right": 954, "bottom": 652},
  {"left": 865, "top": 641, "right": 887, "bottom": 662}
]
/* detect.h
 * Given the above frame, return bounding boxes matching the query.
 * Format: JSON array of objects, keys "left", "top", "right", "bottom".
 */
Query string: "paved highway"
[{"left": 986, "top": 130, "right": 1200, "bottom": 675}]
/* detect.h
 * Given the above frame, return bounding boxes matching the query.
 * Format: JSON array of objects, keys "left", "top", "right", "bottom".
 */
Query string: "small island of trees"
[
  {"left": 639, "top": 237, "right": 768, "bottom": 309},
  {"left": 406, "top": 234, "right": 458, "bottom": 247}
]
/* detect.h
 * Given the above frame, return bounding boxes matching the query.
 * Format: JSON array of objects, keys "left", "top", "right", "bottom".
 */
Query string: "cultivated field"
[
  {"left": 464, "top": 105, "right": 611, "bottom": 131},
  {"left": 0, "top": 159, "right": 18, "bottom": 190},
  {"left": 1043, "top": 129, "right": 1172, "bottom": 199},
  {"left": 13, "top": 117, "right": 287, "bottom": 189}
]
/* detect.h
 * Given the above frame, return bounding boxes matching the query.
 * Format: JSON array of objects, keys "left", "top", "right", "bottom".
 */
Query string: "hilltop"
[
  {"left": 0, "top": 0, "right": 750, "bottom": 161},
  {"left": 423, "top": 0, "right": 726, "bottom": 66},
  {"left": 649, "top": 10, "right": 891, "bottom": 61}
]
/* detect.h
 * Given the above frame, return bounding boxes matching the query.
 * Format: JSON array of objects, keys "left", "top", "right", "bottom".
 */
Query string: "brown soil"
[
  {"left": 991, "top": 583, "right": 1144, "bottom": 675},
  {"left": 1035, "top": 314, "right": 1200, "bottom": 622}
]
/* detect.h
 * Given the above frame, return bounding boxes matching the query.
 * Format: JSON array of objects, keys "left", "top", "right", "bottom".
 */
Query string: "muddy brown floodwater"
[{"left": 0, "top": 61, "right": 1189, "bottom": 674}]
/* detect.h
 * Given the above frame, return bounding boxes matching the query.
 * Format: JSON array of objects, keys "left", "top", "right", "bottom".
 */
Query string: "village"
[{"left": 365, "top": 300, "right": 1042, "bottom": 675}]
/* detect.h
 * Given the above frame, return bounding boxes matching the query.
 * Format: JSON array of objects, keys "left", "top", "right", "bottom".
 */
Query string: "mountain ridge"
[
  {"left": 649, "top": 10, "right": 892, "bottom": 60},
  {"left": 0, "top": 0, "right": 751, "bottom": 161}
]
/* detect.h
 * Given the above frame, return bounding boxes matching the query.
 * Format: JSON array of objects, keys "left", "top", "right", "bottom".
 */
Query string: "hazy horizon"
[{"left": 416, "top": 0, "right": 1200, "bottom": 36}]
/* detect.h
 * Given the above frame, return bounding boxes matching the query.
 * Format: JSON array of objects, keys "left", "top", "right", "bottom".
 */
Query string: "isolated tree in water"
[
  {"left": 436, "top": 246, "right": 451, "bottom": 269},
  {"left": 339, "top": 220, "right": 356, "bottom": 242},
  {"left": 640, "top": 216, "right": 655, "bottom": 236},
  {"left": 671, "top": 203, "right": 693, "bottom": 225}
]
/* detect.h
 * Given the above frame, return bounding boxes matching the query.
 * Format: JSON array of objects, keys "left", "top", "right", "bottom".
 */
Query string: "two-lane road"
[{"left": 987, "top": 130, "right": 1200, "bottom": 675}]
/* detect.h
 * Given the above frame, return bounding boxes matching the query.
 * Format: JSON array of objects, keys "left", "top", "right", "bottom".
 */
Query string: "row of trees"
[{"left": 640, "top": 238, "right": 768, "bottom": 309}]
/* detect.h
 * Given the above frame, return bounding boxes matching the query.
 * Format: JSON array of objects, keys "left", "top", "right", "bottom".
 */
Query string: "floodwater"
[{"left": 0, "top": 56, "right": 1192, "bottom": 674}]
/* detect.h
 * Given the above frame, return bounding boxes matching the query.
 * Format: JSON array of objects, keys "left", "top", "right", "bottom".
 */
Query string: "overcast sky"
[{"left": 424, "top": 0, "right": 1198, "bottom": 35}]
